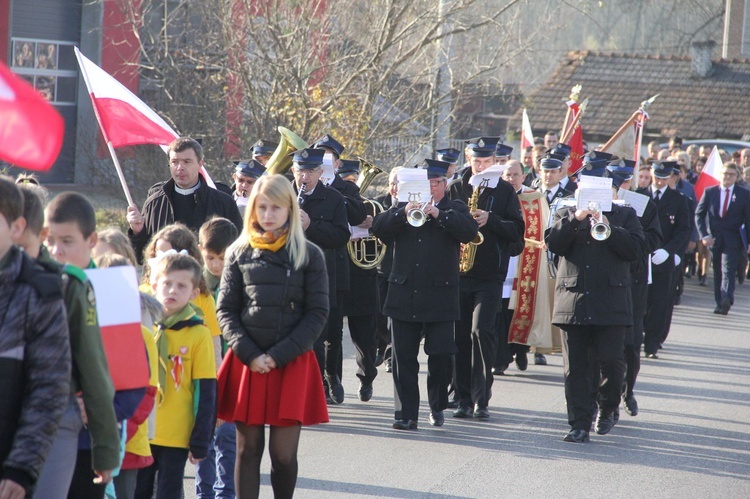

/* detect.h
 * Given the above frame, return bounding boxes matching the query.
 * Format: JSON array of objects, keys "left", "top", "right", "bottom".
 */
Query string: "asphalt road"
[{"left": 184, "top": 274, "right": 750, "bottom": 498}]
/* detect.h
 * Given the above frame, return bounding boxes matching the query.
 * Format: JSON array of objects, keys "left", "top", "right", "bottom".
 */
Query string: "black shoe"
[
  {"left": 645, "top": 352, "right": 659, "bottom": 359},
  {"left": 392, "top": 419, "right": 417, "bottom": 430},
  {"left": 374, "top": 353, "right": 384, "bottom": 368},
  {"left": 624, "top": 395, "right": 639, "bottom": 416},
  {"left": 384, "top": 357, "right": 392, "bottom": 373},
  {"left": 452, "top": 405, "right": 473, "bottom": 418},
  {"left": 492, "top": 364, "right": 508, "bottom": 376},
  {"left": 428, "top": 411, "right": 444, "bottom": 427},
  {"left": 613, "top": 407, "right": 620, "bottom": 424},
  {"left": 699, "top": 275, "right": 707, "bottom": 286},
  {"left": 446, "top": 398, "right": 459, "bottom": 409},
  {"left": 534, "top": 354, "right": 547, "bottom": 365},
  {"left": 713, "top": 306, "right": 721, "bottom": 314},
  {"left": 720, "top": 297, "right": 731, "bottom": 315},
  {"left": 595, "top": 410, "right": 615, "bottom": 435},
  {"left": 358, "top": 383, "right": 373, "bottom": 402},
  {"left": 473, "top": 405, "right": 490, "bottom": 419},
  {"left": 673, "top": 294, "right": 681, "bottom": 306},
  {"left": 324, "top": 384, "right": 334, "bottom": 405},
  {"left": 563, "top": 429, "right": 590, "bottom": 443},
  {"left": 327, "top": 375, "right": 344, "bottom": 404},
  {"left": 515, "top": 353, "right": 528, "bottom": 371}
]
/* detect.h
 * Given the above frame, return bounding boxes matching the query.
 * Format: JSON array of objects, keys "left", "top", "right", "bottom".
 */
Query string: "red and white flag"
[
  {"left": 564, "top": 101, "right": 585, "bottom": 175},
  {"left": 0, "top": 61, "right": 64, "bottom": 171},
  {"left": 694, "top": 146, "right": 722, "bottom": 202},
  {"left": 85, "top": 266, "right": 150, "bottom": 391},
  {"left": 520, "top": 108, "right": 534, "bottom": 150}
]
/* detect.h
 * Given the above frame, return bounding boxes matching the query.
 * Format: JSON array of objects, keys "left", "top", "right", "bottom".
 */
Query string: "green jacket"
[{"left": 37, "top": 247, "right": 121, "bottom": 471}]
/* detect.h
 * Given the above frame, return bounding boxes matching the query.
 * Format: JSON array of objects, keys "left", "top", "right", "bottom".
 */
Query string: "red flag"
[
  {"left": 564, "top": 101, "right": 585, "bottom": 175},
  {"left": 0, "top": 61, "right": 64, "bottom": 171},
  {"left": 694, "top": 146, "right": 722, "bottom": 202},
  {"left": 521, "top": 108, "right": 534, "bottom": 150}
]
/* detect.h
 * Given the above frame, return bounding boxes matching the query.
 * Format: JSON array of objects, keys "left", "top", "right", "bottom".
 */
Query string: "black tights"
[{"left": 235, "top": 422, "right": 301, "bottom": 499}]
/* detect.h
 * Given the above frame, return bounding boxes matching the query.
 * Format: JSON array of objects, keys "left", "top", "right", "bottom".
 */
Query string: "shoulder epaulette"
[{"left": 62, "top": 264, "right": 89, "bottom": 284}]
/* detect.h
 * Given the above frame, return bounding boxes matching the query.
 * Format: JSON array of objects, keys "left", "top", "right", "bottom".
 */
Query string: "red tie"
[{"left": 721, "top": 188, "right": 730, "bottom": 218}]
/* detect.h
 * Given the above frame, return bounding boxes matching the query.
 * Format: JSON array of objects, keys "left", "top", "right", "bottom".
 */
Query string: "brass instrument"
[
  {"left": 406, "top": 199, "right": 431, "bottom": 227},
  {"left": 459, "top": 180, "right": 487, "bottom": 274},
  {"left": 588, "top": 202, "right": 611, "bottom": 241},
  {"left": 265, "top": 126, "right": 308, "bottom": 176},
  {"left": 347, "top": 158, "right": 387, "bottom": 269}
]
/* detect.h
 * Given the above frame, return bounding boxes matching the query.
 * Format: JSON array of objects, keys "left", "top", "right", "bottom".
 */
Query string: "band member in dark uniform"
[
  {"left": 231, "top": 160, "right": 266, "bottom": 216},
  {"left": 291, "top": 147, "right": 351, "bottom": 403},
  {"left": 250, "top": 139, "right": 278, "bottom": 166},
  {"left": 375, "top": 168, "right": 400, "bottom": 373},
  {"left": 638, "top": 161, "right": 691, "bottom": 358},
  {"left": 372, "top": 159, "right": 478, "bottom": 430},
  {"left": 606, "top": 159, "right": 662, "bottom": 418},
  {"left": 537, "top": 155, "right": 574, "bottom": 206},
  {"left": 436, "top": 148, "right": 462, "bottom": 182},
  {"left": 312, "top": 134, "right": 367, "bottom": 404},
  {"left": 449, "top": 137, "right": 524, "bottom": 420},
  {"left": 545, "top": 164, "right": 645, "bottom": 443},
  {"left": 338, "top": 159, "right": 380, "bottom": 402}
]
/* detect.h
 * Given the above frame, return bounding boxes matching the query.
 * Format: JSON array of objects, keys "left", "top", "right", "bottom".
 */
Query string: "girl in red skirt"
[{"left": 216, "top": 173, "right": 329, "bottom": 498}]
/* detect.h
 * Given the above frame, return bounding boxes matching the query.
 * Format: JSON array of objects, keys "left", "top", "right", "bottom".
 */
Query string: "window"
[{"left": 11, "top": 38, "right": 78, "bottom": 105}]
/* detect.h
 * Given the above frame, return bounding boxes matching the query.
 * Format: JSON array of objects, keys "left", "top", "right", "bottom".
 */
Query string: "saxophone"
[{"left": 459, "top": 180, "right": 486, "bottom": 274}]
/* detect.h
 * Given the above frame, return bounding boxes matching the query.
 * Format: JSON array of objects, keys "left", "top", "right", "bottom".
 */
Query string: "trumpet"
[
  {"left": 588, "top": 201, "right": 611, "bottom": 241},
  {"left": 406, "top": 198, "right": 432, "bottom": 227}
]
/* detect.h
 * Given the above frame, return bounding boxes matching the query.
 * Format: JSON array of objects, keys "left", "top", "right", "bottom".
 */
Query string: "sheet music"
[
  {"left": 469, "top": 164, "right": 505, "bottom": 189},
  {"left": 618, "top": 189, "right": 649, "bottom": 217},
  {"left": 578, "top": 175, "right": 612, "bottom": 189},
  {"left": 575, "top": 186, "right": 613, "bottom": 211},
  {"left": 321, "top": 155, "right": 336, "bottom": 185},
  {"left": 398, "top": 168, "right": 431, "bottom": 204},
  {"left": 350, "top": 225, "right": 369, "bottom": 239}
]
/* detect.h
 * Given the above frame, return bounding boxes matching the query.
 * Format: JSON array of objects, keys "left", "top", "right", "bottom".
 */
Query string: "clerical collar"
[{"left": 175, "top": 182, "right": 200, "bottom": 196}]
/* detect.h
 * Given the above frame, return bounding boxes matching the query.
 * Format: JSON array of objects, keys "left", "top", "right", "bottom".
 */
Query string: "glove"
[
  {"left": 651, "top": 249, "right": 669, "bottom": 265},
  {"left": 674, "top": 254, "right": 681, "bottom": 266}
]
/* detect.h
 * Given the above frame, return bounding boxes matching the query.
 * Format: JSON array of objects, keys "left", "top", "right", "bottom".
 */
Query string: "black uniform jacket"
[
  {"left": 372, "top": 196, "right": 478, "bottom": 322},
  {"left": 129, "top": 177, "right": 243, "bottom": 262},
  {"left": 450, "top": 170, "right": 525, "bottom": 282},
  {"left": 297, "top": 180, "right": 350, "bottom": 301},
  {"left": 342, "top": 199, "right": 382, "bottom": 317},
  {"left": 329, "top": 175, "right": 367, "bottom": 293},
  {"left": 633, "top": 198, "right": 663, "bottom": 275},
  {"left": 375, "top": 194, "right": 395, "bottom": 277},
  {"left": 636, "top": 187, "right": 691, "bottom": 273},
  {"left": 545, "top": 204, "right": 646, "bottom": 326},
  {"left": 217, "top": 241, "right": 329, "bottom": 368}
]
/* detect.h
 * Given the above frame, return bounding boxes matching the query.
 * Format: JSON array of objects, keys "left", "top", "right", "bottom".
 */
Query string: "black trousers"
[
  {"left": 712, "top": 246, "right": 740, "bottom": 306},
  {"left": 135, "top": 445, "right": 189, "bottom": 499},
  {"left": 67, "top": 449, "right": 106, "bottom": 499},
  {"left": 624, "top": 270, "right": 648, "bottom": 398},
  {"left": 494, "top": 297, "right": 530, "bottom": 368},
  {"left": 455, "top": 279, "right": 501, "bottom": 408},
  {"left": 643, "top": 270, "right": 674, "bottom": 355},
  {"left": 391, "top": 319, "right": 456, "bottom": 421},
  {"left": 348, "top": 314, "right": 378, "bottom": 384},
  {"left": 314, "top": 291, "right": 345, "bottom": 382},
  {"left": 561, "top": 325, "right": 626, "bottom": 431},
  {"left": 376, "top": 273, "right": 391, "bottom": 354}
]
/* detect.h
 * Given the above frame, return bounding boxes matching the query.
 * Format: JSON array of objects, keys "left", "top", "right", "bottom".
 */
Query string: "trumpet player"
[
  {"left": 545, "top": 162, "right": 646, "bottom": 443},
  {"left": 371, "top": 159, "right": 477, "bottom": 430},
  {"left": 449, "top": 137, "right": 524, "bottom": 420}
]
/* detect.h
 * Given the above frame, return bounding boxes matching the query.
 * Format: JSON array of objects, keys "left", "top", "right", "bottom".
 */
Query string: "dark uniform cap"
[
  {"left": 653, "top": 161, "right": 678, "bottom": 178},
  {"left": 606, "top": 158, "right": 635, "bottom": 180},
  {"left": 465, "top": 136, "right": 500, "bottom": 158},
  {"left": 540, "top": 155, "right": 564, "bottom": 170},
  {"left": 435, "top": 147, "right": 461, "bottom": 164},
  {"left": 235, "top": 159, "right": 266, "bottom": 179},
  {"left": 252, "top": 140, "right": 278, "bottom": 157},
  {"left": 583, "top": 150, "right": 613, "bottom": 170},
  {"left": 604, "top": 169, "right": 627, "bottom": 189},
  {"left": 289, "top": 148, "right": 326, "bottom": 169},
  {"left": 495, "top": 143, "right": 514, "bottom": 157},
  {"left": 548, "top": 143, "right": 572, "bottom": 161},
  {"left": 338, "top": 159, "right": 360, "bottom": 176},
  {"left": 424, "top": 158, "right": 451, "bottom": 179},
  {"left": 313, "top": 134, "right": 345, "bottom": 158}
]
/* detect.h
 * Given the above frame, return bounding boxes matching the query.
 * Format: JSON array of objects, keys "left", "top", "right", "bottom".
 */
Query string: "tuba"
[
  {"left": 264, "top": 126, "right": 308, "bottom": 176},
  {"left": 347, "top": 158, "right": 388, "bottom": 270},
  {"left": 458, "top": 180, "right": 487, "bottom": 274}
]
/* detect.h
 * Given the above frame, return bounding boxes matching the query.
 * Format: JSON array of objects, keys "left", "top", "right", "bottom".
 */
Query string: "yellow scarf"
[{"left": 249, "top": 224, "right": 289, "bottom": 252}]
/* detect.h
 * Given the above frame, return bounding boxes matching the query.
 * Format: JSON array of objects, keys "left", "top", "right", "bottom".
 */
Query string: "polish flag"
[
  {"left": 520, "top": 108, "right": 534, "bottom": 150},
  {"left": 0, "top": 61, "right": 64, "bottom": 171},
  {"left": 694, "top": 146, "right": 722, "bottom": 202},
  {"left": 85, "top": 266, "right": 150, "bottom": 391},
  {"left": 75, "top": 48, "right": 215, "bottom": 187}
]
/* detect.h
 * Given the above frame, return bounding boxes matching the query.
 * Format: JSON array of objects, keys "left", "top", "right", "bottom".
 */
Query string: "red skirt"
[{"left": 217, "top": 349, "right": 329, "bottom": 427}]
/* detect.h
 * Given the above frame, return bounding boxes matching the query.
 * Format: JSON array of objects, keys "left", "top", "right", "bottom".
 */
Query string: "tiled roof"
[{"left": 515, "top": 51, "right": 750, "bottom": 140}]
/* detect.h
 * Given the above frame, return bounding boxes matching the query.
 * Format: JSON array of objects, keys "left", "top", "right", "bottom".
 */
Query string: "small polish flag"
[
  {"left": 694, "top": 146, "right": 722, "bottom": 202},
  {"left": 520, "top": 108, "right": 534, "bottom": 151},
  {"left": 0, "top": 61, "right": 64, "bottom": 171},
  {"left": 85, "top": 266, "right": 150, "bottom": 391}
]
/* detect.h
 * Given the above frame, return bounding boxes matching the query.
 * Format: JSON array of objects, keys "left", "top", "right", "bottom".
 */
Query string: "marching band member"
[
  {"left": 250, "top": 139, "right": 278, "bottom": 166},
  {"left": 449, "top": 137, "right": 524, "bottom": 420},
  {"left": 231, "top": 160, "right": 265, "bottom": 216},
  {"left": 372, "top": 159, "right": 477, "bottom": 430}
]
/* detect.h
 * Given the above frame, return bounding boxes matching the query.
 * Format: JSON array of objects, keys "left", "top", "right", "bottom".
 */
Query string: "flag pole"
[
  {"left": 74, "top": 47, "right": 135, "bottom": 207},
  {"left": 633, "top": 112, "right": 645, "bottom": 171},
  {"left": 599, "top": 110, "right": 639, "bottom": 152}
]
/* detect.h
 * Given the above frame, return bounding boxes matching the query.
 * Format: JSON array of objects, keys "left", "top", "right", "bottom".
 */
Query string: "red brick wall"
[{"left": 0, "top": 0, "right": 10, "bottom": 64}]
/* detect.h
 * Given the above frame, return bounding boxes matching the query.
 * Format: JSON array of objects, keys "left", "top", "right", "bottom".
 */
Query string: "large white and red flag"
[
  {"left": 85, "top": 265, "right": 150, "bottom": 391},
  {"left": 694, "top": 146, "right": 722, "bottom": 202},
  {"left": 0, "top": 61, "right": 64, "bottom": 171},
  {"left": 520, "top": 108, "right": 534, "bottom": 150}
]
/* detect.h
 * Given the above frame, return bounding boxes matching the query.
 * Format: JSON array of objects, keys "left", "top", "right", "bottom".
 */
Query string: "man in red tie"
[{"left": 695, "top": 162, "right": 750, "bottom": 315}]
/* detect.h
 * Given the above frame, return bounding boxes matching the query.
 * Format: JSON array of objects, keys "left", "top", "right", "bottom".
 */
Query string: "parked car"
[{"left": 659, "top": 139, "right": 750, "bottom": 155}]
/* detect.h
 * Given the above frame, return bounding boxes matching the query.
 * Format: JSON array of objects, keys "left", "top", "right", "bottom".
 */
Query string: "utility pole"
[{"left": 434, "top": 0, "right": 454, "bottom": 148}]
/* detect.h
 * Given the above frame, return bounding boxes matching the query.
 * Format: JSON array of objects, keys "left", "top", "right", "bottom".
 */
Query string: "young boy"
[
  {"left": 137, "top": 253, "right": 217, "bottom": 498},
  {"left": 44, "top": 192, "right": 144, "bottom": 495},
  {"left": 196, "top": 217, "right": 237, "bottom": 498},
  {"left": 0, "top": 176, "right": 71, "bottom": 498}
]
